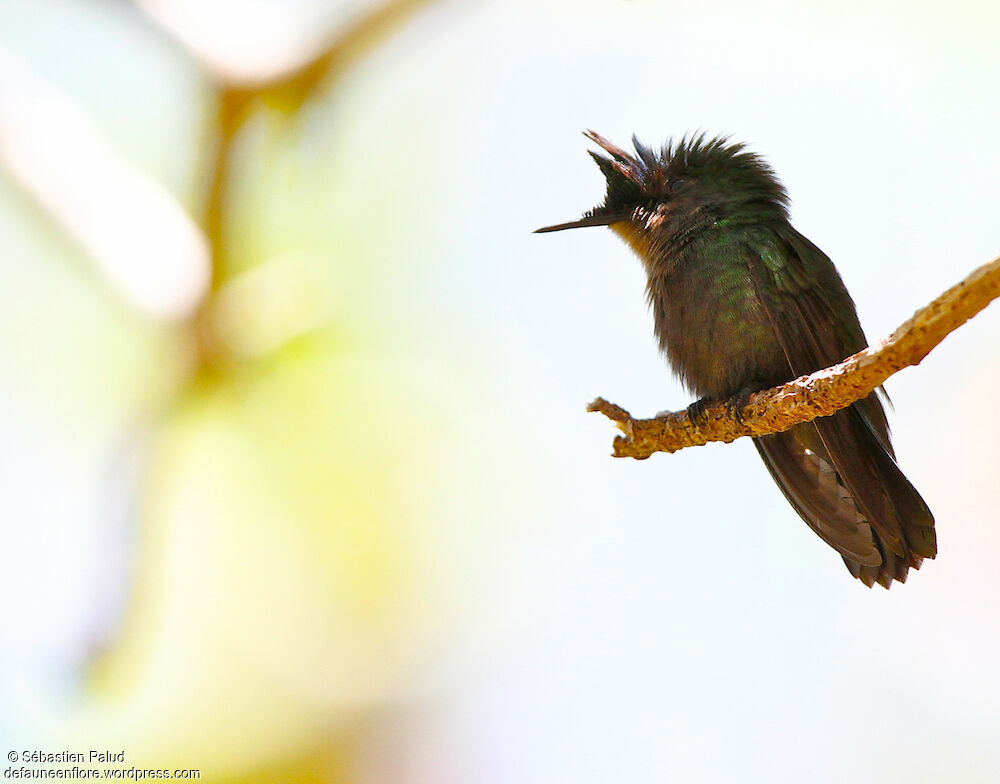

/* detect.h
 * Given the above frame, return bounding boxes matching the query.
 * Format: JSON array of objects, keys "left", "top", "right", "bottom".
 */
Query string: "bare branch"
[{"left": 590, "top": 254, "right": 1000, "bottom": 459}]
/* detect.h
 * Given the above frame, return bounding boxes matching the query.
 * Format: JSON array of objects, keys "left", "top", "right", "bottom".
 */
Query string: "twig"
[{"left": 590, "top": 254, "right": 1000, "bottom": 459}]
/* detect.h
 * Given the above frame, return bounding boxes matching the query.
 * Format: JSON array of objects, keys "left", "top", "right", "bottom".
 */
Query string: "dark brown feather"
[{"left": 747, "top": 228, "right": 936, "bottom": 586}]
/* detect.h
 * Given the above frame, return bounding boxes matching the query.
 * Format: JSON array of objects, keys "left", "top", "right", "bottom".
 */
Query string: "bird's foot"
[
  {"left": 724, "top": 383, "right": 764, "bottom": 425},
  {"left": 686, "top": 397, "right": 712, "bottom": 425}
]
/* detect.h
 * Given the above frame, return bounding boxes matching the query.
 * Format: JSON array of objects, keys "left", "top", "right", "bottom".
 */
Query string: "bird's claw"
[
  {"left": 725, "top": 385, "right": 760, "bottom": 425},
  {"left": 686, "top": 397, "right": 711, "bottom": 424}
]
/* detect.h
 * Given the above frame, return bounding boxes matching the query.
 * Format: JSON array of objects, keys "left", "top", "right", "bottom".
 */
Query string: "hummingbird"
[{"left": 537, "top": 131, "right": 936, "bottom": 587}]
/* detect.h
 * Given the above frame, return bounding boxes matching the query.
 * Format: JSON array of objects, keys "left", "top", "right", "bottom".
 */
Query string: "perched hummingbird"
[{"left": 537, "top": 131, "right": 936, "bottom": 587}]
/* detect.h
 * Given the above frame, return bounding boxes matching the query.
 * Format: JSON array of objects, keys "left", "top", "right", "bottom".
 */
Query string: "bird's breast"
[{"left": 649, "top": 245, "right": 790, "bottom": 400}]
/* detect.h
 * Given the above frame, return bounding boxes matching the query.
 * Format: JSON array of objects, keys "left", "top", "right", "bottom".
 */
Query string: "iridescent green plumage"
[{"left": 538, "top": 132, "right": 936, "bottom": 587}]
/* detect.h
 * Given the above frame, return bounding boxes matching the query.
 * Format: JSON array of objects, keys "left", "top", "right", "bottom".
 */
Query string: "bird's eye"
[{"left": 669, "top": 178, "right": 687, "bottom": 194}]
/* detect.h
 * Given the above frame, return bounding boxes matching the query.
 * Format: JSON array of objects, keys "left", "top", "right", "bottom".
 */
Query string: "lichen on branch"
[{"left": 590, "top": 254, "right": 1000, "bottom": 459}]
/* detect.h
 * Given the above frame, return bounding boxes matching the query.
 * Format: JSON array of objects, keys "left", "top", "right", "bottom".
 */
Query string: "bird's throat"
[{"left": 609, "top": 220, "right": 654, "bottom": 262}]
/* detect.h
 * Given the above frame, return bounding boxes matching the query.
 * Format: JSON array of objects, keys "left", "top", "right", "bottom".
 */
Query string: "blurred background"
[{"left": 1, "top": 0, "right": 999, "bottom": 781}]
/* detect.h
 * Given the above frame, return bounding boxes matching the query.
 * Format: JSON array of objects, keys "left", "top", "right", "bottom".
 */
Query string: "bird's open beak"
[{"left": 534, "top": 212, "right": 630, "bottom": 233}]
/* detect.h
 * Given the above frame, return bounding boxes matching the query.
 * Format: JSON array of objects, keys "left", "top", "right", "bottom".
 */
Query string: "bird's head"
[{"left": 536, "top": 131, "right": 789, "bottom": 262}]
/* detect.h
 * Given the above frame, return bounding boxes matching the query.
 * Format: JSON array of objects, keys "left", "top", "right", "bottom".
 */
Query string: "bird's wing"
[
  {"left": 774, "top": 226, "right": 894, "bottom": 453},
  {"left": 745, "top": 225, "right": 935, "bottom": 585},
  {"left": 753, "top": 427, "right": 882, "bottom": 565}
]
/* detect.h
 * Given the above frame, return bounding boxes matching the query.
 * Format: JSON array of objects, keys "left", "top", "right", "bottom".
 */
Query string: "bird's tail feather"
[{"left": 754, "top": 404, "right": 935, "bottom": 588}]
